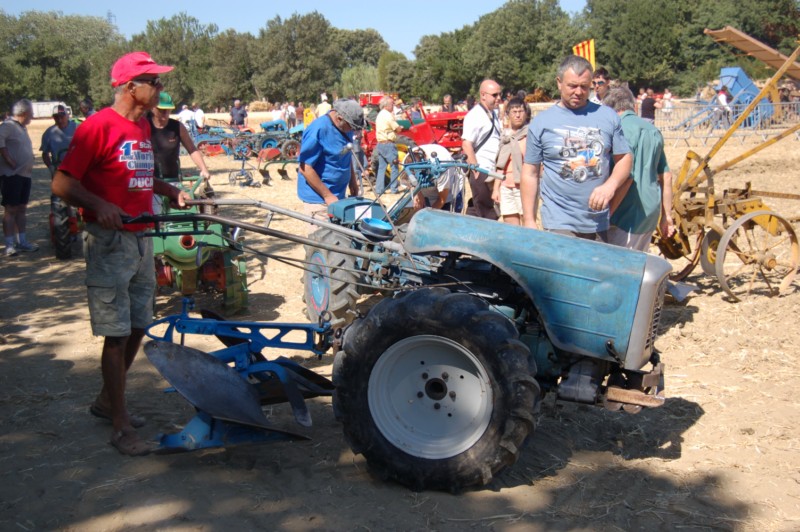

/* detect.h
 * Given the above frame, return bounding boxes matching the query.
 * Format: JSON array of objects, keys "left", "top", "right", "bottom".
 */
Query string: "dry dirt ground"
[{"left": 1, "top": 114, "right": 800, "bottom": 531}]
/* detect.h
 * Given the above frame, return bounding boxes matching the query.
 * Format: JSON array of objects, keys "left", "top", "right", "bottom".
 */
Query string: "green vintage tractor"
[{"left": 151, "top": 176, "right": 248, "bottom": 313}]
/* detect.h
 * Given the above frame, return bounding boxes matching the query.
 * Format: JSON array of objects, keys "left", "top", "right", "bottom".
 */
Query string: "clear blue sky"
[{"left": 5, "top": 1, "right": 586, "bottom": 58}]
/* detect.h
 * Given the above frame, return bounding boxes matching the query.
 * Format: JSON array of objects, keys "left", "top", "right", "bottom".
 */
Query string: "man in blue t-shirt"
[
  {"left": 229, "top": 99, "right": 248, "bottom": 129},
  {"left": 297, "top": 99, "right": 365, "bottom": 232},
  {"left": 41, "top": 104, "right": 78, "bottom": 173},
  {"left": 521, "top": 55, "right": 632, "bottom": 242}
]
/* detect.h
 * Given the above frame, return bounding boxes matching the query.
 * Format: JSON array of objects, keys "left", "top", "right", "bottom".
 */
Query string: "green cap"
[{"left": 157, "top": 92, "right": 175, "bottom": 110}]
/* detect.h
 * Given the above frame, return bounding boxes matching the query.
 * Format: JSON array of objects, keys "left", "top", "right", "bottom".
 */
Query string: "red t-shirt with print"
[{"left": 60, "top": 107, "right": 155, "bottom": 231}]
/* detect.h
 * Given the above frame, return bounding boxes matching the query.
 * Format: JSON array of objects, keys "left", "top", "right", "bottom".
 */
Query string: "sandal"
[
  {"left": 110, "top": 428, "right": 152, "bottom": 456},
  {"left": 90, "top": 401, "right": 146, "bottom": 428}
]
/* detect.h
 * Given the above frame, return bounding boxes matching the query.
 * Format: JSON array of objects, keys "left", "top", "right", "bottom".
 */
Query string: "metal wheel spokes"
[
  {"left": 368, "top": 335, "right": 493, "bottom": 460},
  {"left": 715, "top": 210, "right": 799, "bottom": 301}
]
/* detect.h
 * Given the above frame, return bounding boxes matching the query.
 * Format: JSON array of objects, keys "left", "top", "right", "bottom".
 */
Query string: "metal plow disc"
[{"left": 145, "top": 340, "right": 275, "bottom": 430}]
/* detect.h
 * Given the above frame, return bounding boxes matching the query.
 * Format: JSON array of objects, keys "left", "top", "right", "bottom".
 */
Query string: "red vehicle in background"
[{"left": 358, "top": 92, "right": 466, "bottom": 161}]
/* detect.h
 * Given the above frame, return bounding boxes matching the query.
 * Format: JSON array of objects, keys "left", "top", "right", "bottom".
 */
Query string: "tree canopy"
[{"left": 0, "top": 1, "right": 798, "bottom": 112}]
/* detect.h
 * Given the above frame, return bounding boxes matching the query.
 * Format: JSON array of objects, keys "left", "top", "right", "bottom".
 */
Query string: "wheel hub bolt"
[
  {"left": 417, "top": 391, "right": 424, "bottom": 398},
  {"left": 449, "top": 391, "right": 456, "bottom": 399},
  {"left": 421, "top": 372, "right": 428, "bottom": 379},
  {"left": 434, "top": 403, "right": 441, "bottom": 410},
  {"left": 442, "top": 372, "right": 449, "bottom": 380}
]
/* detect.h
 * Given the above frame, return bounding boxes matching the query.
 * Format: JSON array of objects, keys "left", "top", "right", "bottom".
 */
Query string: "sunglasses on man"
[{"left": 132, "top": 77, "right": 162, "bottom": 87}]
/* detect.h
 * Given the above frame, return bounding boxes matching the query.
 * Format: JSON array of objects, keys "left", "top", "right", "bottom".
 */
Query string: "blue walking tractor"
[{"left": 131, "top": 155, "right": 672, "bottom": 491}]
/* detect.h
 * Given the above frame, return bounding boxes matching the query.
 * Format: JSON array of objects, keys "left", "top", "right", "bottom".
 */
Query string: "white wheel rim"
[{"left": 368, "top": 335, "right": 493, "bottom": 459}]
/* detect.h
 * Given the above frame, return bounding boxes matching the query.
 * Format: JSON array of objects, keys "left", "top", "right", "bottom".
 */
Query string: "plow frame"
[
  {"left": 144, "top": 299, "right": 335, "bottom": 452},
  {"left": 655, "top": 39, "right": 800, "bottom": 300}
]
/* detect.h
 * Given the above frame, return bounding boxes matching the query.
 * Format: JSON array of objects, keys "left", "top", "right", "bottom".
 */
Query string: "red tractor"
[{"left": 358, "top": 92, "right": 466, "bottom": 162}]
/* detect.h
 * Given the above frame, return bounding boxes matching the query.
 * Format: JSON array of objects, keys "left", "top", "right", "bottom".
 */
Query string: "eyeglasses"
[
  {"left": 489, "top": 92, "right": 502, "bottom": 98},
  {"left": 592, "top": 80, "right": 606, "bottom": 87},
  {"left": 132, "top": 77, "right": 162, "bottom": 87}
]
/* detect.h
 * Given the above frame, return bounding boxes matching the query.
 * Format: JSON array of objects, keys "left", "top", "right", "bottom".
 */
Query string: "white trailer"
[{"left": 31, "top": 101, "right": 72, "bottom": 119}]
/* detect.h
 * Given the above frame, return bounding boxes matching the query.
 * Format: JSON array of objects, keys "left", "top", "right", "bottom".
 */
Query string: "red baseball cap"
[{"left": 110, "top": 52, "right": 174, "bottom": 87}]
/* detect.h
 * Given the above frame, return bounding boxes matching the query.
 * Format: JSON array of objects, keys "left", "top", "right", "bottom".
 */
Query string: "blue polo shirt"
[{"left": 297, "top": 114, "right": 354, "bottom": 204}]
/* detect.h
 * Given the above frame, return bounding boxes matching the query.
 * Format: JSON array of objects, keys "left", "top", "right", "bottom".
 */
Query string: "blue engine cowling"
[
  {"left": 404, "top": 209, "right": 671, "bottom": 371},
  {"left": 327, "top": 197, "right": 388, "bottom": 225}
]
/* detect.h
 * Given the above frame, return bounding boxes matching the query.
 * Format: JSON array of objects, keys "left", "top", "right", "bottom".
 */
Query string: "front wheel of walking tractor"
[
  {"left": 303, "top": 228, "right": 362, "bottom": 331},
  {"left": 333, "top": 288, "right": 540, "bottom": 491}
]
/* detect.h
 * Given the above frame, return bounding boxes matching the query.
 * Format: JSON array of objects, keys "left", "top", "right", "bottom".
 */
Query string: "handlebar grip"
[
  {"left": 483, "top": 169, "right": 505, "bottom": 180},
  {"left": 121, "top": 214, "right": 158, "bottom": 225}
]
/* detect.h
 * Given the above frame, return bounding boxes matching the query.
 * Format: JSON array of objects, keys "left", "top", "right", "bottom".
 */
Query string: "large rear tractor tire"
[
  {"left": 303, "top": 228, "right": 363, "bottom": 331},
  {"left": 333, "top": 288, "right": 540, "bottom": 491}
]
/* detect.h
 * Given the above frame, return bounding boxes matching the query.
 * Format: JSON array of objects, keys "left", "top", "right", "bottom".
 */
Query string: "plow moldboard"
[{"left": 144, "top": 340, "right": 274, "bottom": 429}]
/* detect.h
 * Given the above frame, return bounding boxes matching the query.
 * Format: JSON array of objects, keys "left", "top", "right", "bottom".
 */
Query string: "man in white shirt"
[
  {"left": 462, "top": 79, "right": 502, "bottom": 219},
  {"left": 192, "top": 103, "right": 205, "bottom": 132},
  {"left": 177, "top": 104, "right": 195, "bottom": 129},
  {"left": 411, "top": 144, "right": 464, "bottom": 212}
]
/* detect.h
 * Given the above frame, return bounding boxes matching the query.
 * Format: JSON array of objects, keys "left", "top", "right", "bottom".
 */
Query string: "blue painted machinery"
[
  {"left": 144, "top": 299, "right": 334, "bottom": 452},
  {"left": 716, "top": 67, "right": 775, "bottom": 127},
  {"left": 674, "top": 66, "right": 775, "bottom": 132},
  {"left": 130, "top": 150, "right": 672, "bottom": 488}
]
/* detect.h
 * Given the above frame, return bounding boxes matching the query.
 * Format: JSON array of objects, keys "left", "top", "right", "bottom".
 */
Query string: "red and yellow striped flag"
[{"left": 572, "top": 39, "right": 596, "bottom": 70}]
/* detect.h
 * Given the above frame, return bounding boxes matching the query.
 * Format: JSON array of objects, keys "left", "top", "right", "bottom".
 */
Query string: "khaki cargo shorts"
[{"left": 83, "top": 223, "right": 155, "bottom": 337}]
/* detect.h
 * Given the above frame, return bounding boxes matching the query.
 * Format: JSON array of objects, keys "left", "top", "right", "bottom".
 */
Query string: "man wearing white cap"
[
  {"left": 41, "top": 104, "right": 77, "bottom": 173},
  {"left": 315, "top": 92, "right": 331, "bottom": 118},
  {"left": 52, "top": 51, "right": 190, "bottom": 456}
]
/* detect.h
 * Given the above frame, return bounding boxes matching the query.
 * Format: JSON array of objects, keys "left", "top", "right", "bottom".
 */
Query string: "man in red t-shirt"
[{"left": 52, "top": 51, "right": 190, "bottom": 456}]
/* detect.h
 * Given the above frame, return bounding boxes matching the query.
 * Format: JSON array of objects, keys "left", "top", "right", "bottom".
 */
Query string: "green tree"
[
  {"left": 412, "top": 30, "right": 475, "bottom": 102},
  {"left": 382, "top": 54, "right": 415, "bottom": 99},
  {"left": 377, "top": 51, "right": 408, "bottom": 93},
  {"left": 334, "top": 28, "right": 389, "bottom": 68},
  {"left": 203, "top": 29, "right": 257, "bottom": 110},
  {"left": 734, "top": 0, "right": 800, "bottom": 54},
  {"left": 337, "top": 64, "right": 379, "bottom": 99},
  {"left": 460, "top": 0, "right": 576, "bottom": 96},
  {"left": 594, "top": 0, "right": 680, "bottom": 88},
  {"left": 251, "top": 12, "right": 343, "bottom": 103},
  {"left": 1, "top": 3, "right": 798, "bottom": 112},
  {"left": 129, "top": 13, "right": 217, "bottom": 108},
  {"left": 588, "top": 0, "right": 800, "bottom": 95},
  {"left": 0, "top": 11, "right": 123, "bottom": 111}
]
